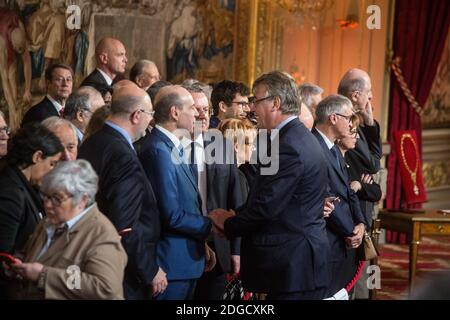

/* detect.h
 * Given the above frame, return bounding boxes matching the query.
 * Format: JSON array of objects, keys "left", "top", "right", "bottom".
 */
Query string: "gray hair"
[
  {"left": 153, "top": 85, "right": 185, "bottom": 124},
  {"left": 252, "top": 70, "right": 300, "bottom": 115},
  {"left": 129, "top": 59, "right": 157, "bottom": 83},
  {"left": 0, "top": 110, "right": 4, "bottom": 119},
  {"left": 41, "top": 117, "right": 78, "bottom": 138},
  {"left": 337, "top": 77, "right": 367, "bottom": 98},
  {"left": 64, "top": 92, "right": 91, "bottom": 120},
  {"left": 298, "top": 83, "right": 323, "bottom": 109},
  {"left": 182, "top": 79, "right": 212, "bottom": 100},
  {"left": 41, "top": 159, "right": 98, "bottom": 206},
  {"left": 315, "top": 94, "right": 353, "bottom": 124}
]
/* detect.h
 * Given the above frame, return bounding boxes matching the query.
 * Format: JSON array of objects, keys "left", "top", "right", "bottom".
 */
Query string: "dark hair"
[
  {"left": 64, "top": 92, "right": 91, "bottom": 120},
  {"left": 146, "top": 80, "right": 172, "bottom": 103},
  {"left": 211, "top": 80, "right": 250, "bottom": 116},
  {"left": 44, "top": 63, "right": 74, "bottom": 81},
  {"left": 6, "top": 123, "right": 64, "bottom": 169}
]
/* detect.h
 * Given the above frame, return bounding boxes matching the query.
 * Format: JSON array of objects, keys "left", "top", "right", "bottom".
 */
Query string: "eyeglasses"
[
  {"left": 139, "top": 109, "right": 155, "bottom": 116},
  {"left": 42, "top": 192, "right": 73, "bottom": 207},
  {"left": 0, "top": 126, "right": 10, "bottom": 135},
  {"left": 244, "top": 141, "right": 256, "bottom": 151},
  {"left": 253, "top": 95, "right": 275, "bottom": 105},
  {"left": 335, "top": 113, "right": 354, "bottom": 123},
  {"left": 350, "top": 130, "right": 358, "bottom": 138}
]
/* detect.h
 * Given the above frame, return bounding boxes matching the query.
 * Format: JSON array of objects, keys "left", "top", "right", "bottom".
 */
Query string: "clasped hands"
[{"left": 208, "top": 208, "right": 235, "bottom": 237}]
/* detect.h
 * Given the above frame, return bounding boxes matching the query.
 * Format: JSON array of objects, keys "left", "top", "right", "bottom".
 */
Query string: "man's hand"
[
  {"left": 361, "top": 100, "right": 374, "bottom": 126},
  {"left": 11, "top": 261, "right": 43, "bottom": 282},
  {"left": 361, "top": 173, "right": 374, "bottom": 184},
  {"left": 323, "top": 197, "right": 337, "bottom": 218},
  {"left": 151, "top": 267, "right": 168, "bottom": 297},
  {"left": 208, "top": 209, "right": 235, "bottom": 237},
  {"left": 231, "top": 255, "right": 240, "bottom": 275},
  {"left": 345, "top": 223, "right": 365, "bottom": 248},
  {"left": 204, "top": 243, "right": 216, "bottom": 272},
  {"left": 350, "top": 181, "right": 362, "bottom": 192}
]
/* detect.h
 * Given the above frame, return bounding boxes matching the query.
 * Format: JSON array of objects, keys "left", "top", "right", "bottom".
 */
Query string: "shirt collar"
[
  {"left": 316, "top": 127, "right": 335, "bottom": 150},
  {"left": 271, "top": 116, "right": 297, "bottom": 141},
  {"left": 75, "top": 127, "right": 84, "bottom": 142},
  {"left": 96, "top": 68, "right": 113, "bottom": 86},
  {"left": 44, "top": 203, "right": 94, "bottom": 238},
  {"left": 46, "top": 94, "right": 64, "bottom": 113},
  {"left": 105, "top": 121, "right": 134, "bottom": 150},
  {"left": 155, "top": 124, "right": 181, "bottom": 149}
]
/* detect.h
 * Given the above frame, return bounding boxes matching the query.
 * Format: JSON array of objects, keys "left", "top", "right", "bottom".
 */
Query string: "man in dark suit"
[
  {"left": 338, "top": 68, "right": 382, "bottom": 299},
  {"left": 80, "top": 37, "right": 127, "bottom": 100},
  {"left": 138, "top": 85, "right": 213, "bottom": 300},
  {"left": 209, "top": 71, "right": 330, "bottom": 300},
  {"left": 78, "top": 80, "right": 166, "bottom": 299},
  {"left": 183, "top": 83, "right": 244, "bottom": 300},
  {"left": 21, "top": 64, "right": 73, "bottom": 126},
  {"left": 311, "top": 94, "right": 366, "bottom": 297}
]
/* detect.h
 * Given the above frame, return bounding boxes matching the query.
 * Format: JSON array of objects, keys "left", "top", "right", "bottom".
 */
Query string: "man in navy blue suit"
[
  {"left": 79, "top": 81, "right": 167, "bottom": 299},
  {"left": 209, "top": 71, "right": 330, "bottom": 300},
  {"left": 311, "top": 94, "right": 366, "bottom": 297},
  {"left": 139, "top": 85, "right": 213, "bottom": 300}
]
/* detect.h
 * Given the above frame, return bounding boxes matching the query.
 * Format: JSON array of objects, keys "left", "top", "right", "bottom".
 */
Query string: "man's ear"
[
  {"left": 272, "top": 96, "right": 281, "bottom": 112},
  {"left": 135, "top": 75, "right": 144, "bottom": 88},
  {"left": 351, "top": 91, "right": 359, "bottom": 103},
  {"left": 218, "top": 101, "right": 228, "bottom": 114},
  {"left": 76, "top": 110, "right": 84, "bottom": 122},
  {"left": 31, "top": 150, "right": 43, "bottom": 164},
  {"left": 170, "top": 105, "right": 179, "bottom": 121},
  {"left": 99, "top": 52, "right": 108, "bottom": 65}
]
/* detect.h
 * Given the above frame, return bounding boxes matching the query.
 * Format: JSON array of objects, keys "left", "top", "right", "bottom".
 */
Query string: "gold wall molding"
[{"left": 423, "top": 161, "right": 450, "bottom": 189}]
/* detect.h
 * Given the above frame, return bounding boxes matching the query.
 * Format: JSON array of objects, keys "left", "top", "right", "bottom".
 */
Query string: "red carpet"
[{"left": 376, "top": 235, "right": 450, "bottom": 299}]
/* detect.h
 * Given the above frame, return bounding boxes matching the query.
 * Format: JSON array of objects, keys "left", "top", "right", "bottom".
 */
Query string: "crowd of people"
[{"left": 0, "top": 36, "right": 382, "bottom": 300}]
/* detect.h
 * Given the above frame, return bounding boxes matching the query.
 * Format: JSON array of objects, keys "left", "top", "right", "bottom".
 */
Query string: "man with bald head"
[
  {"left": 130, "top": 59, "right": 161, "bottom": 91},
  {"left": 139, "top": 85, "right": 214, "bottom": 300},
  {"left": 79, "top": 81, "right": 167, "bottom": 300},
  {"left": 81, "top": 37, "right": 128, "bottom": 99},
  {"left": 338, "top": 69, "right": 382, "bottom": 299}
]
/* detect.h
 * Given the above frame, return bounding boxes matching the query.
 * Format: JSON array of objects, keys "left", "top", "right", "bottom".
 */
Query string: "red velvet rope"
[{"left": 345, "top": 261, "right": 366, "bottom": 292}]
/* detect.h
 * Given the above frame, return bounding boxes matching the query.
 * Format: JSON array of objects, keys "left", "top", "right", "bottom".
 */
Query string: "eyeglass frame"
[
  {"left": 42, "top": 192, "right": 73, "bottom": 207},
  {"left": 252, "top": 95, "right": 276, "bottom": 106},
  {"left": 334, "top": 112, "right": 354, "bottom": 123},
  {"left": 0, "top": 126, "right": 10, "bottom": 135},
  {"left": 230, "top": 101, "right": 250, "bottom": 108},
  {"left": 138, "top": 109, "right": 155, "bottom": 117}
]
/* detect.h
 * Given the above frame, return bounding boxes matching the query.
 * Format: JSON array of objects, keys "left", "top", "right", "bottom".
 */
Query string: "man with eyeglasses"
[
  {"left": 0, "top": 110, "right": 9, "bottom": 158},
  {"left": 79, "top": 80, "right": 166, "bottom": 299},
  {"left": 338, "top": 68, "right": 382, "bottom": 300},
  {"left": 209, "top": 80, "right": 250, "bottom": 128},
  {"left": 209, "top": 71, "right": 331, "bottom": 300},
  {"left": 312, "top": 94, "right": 366, "bottom": 298},
  {"left": 64, "top": 87, "right": 105, "bottom": 145},
  {"left": 22, "top": 64, "right": 73, "bottom": 126}
]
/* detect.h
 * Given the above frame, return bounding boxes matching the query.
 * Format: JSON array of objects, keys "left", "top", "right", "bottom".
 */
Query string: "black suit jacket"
[
  {"left": 224, "top": 119, "right": 330, "bottom": 294},
  {"left": 345, "top": 121, "right": 382, "bottom": 227},
  {"left": 21, "top": 97, "right": 59, "bottom": 126},
  {"left": 203, "top": 133, "right": 244, "bottom": 273},
  {"left": 0, "top": 165, "right": 43, "bottom": 253},
  {"left": 312, "top": 128, "right": 366, "bottom": 262},
  {"left": 78, "top": 124, "right": 161, "bottom": 299},
  {"left": 80, "top": 69, "right": 112, "bottom": 95},
  {"left": 345, "top": 121, "right": 382, "bottom": 174}
]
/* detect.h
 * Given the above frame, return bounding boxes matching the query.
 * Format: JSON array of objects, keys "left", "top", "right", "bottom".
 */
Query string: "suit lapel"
[
  {"left": 152, "top": 128, "right": 199, "bottom": 192},
  {"left": 312, "top": 128, "right": 348, "bottom": 185}
]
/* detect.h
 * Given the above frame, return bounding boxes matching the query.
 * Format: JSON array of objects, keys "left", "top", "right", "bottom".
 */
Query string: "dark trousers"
[
  {"left": 327, "top": 249, "right": 357, "bottom": 297},
  {"left": 266, "top": 287, "right": 328, "bottom": 300},
  {"left": 194, "top": 249, "right": 226, "bottom": 300}
]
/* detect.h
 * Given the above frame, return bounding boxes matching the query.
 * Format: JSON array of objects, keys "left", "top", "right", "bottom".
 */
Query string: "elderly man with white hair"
[
  {"left": 11, "top": 160, "right": 128, "bottom": 299},
  {"left": 42, "top": 117, "right": 78, "bottom": 161}
]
